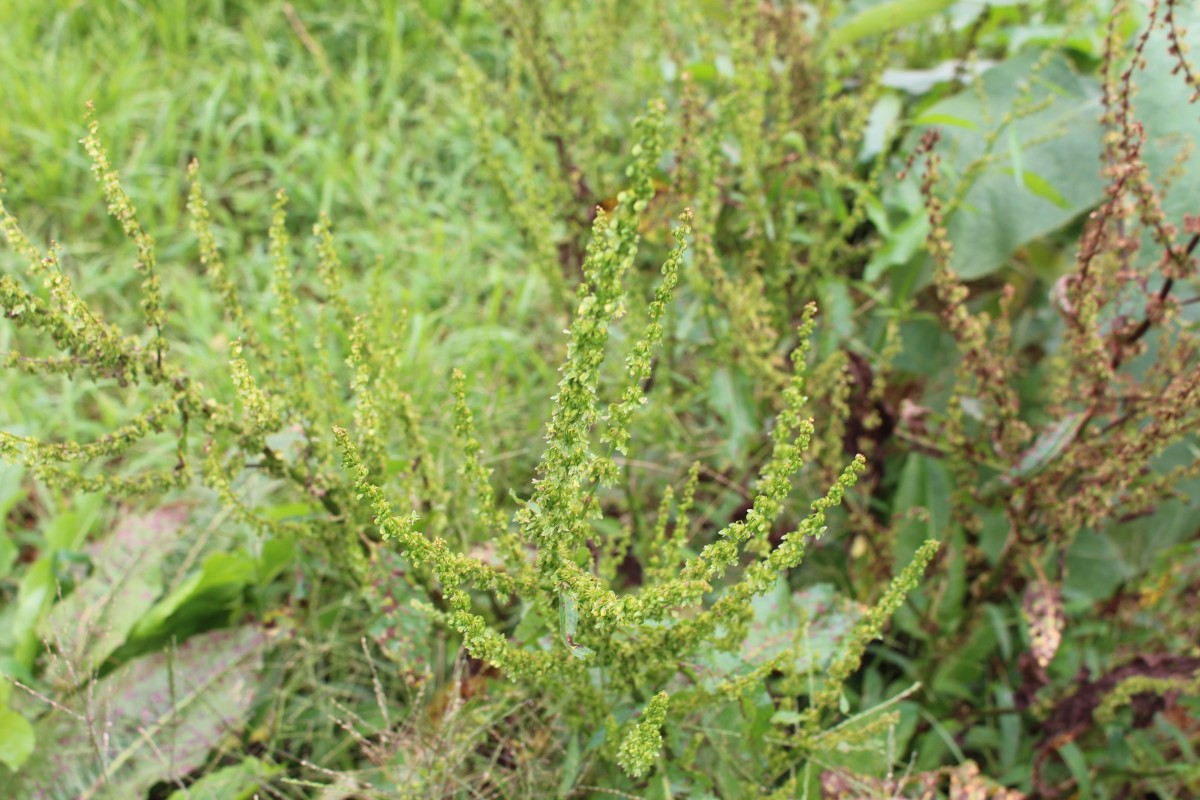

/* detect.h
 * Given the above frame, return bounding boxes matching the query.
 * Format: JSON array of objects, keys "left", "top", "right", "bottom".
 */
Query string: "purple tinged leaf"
[{"left": 18, "top": 625, "right": 265, "bottom": 799}]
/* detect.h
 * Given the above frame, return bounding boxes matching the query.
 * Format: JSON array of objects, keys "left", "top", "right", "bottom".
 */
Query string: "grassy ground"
[{"left": 1, "top": 0, "right": 573, "bottom": 485}]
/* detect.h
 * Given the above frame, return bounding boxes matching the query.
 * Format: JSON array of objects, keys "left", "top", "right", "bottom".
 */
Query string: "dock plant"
[
  {"left": 0, "top": 97, "right": 938, "bottom": 793},
  {"left": 2, "top": 1, "right": 1199, "bottom": 797}
]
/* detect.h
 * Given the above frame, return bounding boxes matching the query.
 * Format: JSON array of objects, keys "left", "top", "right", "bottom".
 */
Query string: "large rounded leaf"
[{"left": 911, "top": 50, "right": 1106, "bottom": 280}]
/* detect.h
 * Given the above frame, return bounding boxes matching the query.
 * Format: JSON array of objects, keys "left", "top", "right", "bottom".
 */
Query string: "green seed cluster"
[{"left": 1, "top": 101, "right": 938, "bottom": 784}]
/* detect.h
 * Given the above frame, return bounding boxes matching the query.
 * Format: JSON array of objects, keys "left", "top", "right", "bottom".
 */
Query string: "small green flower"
[{"left": 617, "top": 691, "right": 669, "bottom": 779}]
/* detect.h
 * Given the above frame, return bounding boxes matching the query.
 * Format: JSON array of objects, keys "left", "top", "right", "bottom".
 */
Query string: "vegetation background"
[{"left": 1, "top": 0, "right": 1198, "bottom": 797}]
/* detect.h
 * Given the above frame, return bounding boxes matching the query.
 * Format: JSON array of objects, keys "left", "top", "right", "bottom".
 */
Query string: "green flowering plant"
[{"left": 0, "top": 97, "right": 937, "bottom": 791}]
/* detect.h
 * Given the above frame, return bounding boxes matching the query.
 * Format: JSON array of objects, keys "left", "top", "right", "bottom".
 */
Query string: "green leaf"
[
  {"left": 1010, "top": 412, "right": 1086, "bottom": 479},
  {"left": 1006, "top": 127, "right": 1024, "bottom": 186},
  {"left": 905, "top": 50, "right": 1107, "bottom": 280},
  {"left": 1057, "top": 741, "right": 1093, "bottom": 797},
  {"left": 42, "top": 493, "right": 102, "bottom": 551},
  {"left": 709, "top": 367, "right": 758, "bottom": 468},
  {"left": 827, "top": 0, "right": 957, "bottom": 49},
  {"left": 559, "top": 592, "right": 578, "bottom": 640},
  {"left": 165, "top": 757, "right": 279, "bottom": 800},
  {"left": 983, "top": 603, "right": 1013, "bottom": 662},
  {"left": 131, "top": 549, "right": 257, "bottom": 642},
  {"left": 891, "top": 454, "right": 951, "bottom": 575},
  {"left": 912, "top": 112, "right": 979, "bottom": 130},
  {"left": 861, "top": 94, "right": 903, "bottom": 162},
  {"left": 818, "top": 279, "right": 855, "bottom": 355},
  {"left": 685, "top": 61, "right": 718, "bottom": 86},
  {"left": 513, "top": 604, "right": 553, "bottom": 649},
  {"left": 259, "top": 500, "right": 320, "bottom": 521},
  {"left": 0, "top": 495, "right": 106, "bottom": 669},
  {"left": 695, "top": 582, "right": 865, "bottom": 690},
  {"left": 865, "top": 213, "right": 931, "bottom": 282},
  {"left": 1130, "top": 5, "right": 1200, "bottom": 234},
  {"left": 885, "top": 60, "right": 993, "bottom": 95},
  {"left": 0, "top": 708, "right": 35, "bottom": 771},
  {"left": 1064, "top": 530, "right": 1128, "bottom": 604},
  {"left": 558, "top": 592, "right": 594, "bottom": 658},
  {"left": 4, "top": 558, "right": 55, "bottom": 670},
  {"left": 995, "top": 686, "right": 1021, "bottom": 773},
  {"left": 770, "top": 710, "right": 803, "bottom": 726},
  {"left": 1012, "top": 169, "right": 1072, "bottom": 209},
  {"left": 257, "top": 536, "right": 295, "bottom": 583}
]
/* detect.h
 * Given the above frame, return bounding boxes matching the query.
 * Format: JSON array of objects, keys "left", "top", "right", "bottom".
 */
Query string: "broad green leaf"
[
  {"left": 906, "top": 50, "right": 1107, "bottom": 280},
  {"left": 930, "top": 623, "right": 998, "bottom": 701},
  {"left": 257, "top": 535, "right": 294, "bottom": 582},
  {"left": 938, "top": 527, "right": 969, "bottom": 632},
  {"left": 860, "top": 94, "right": 903, "bottom": 162},
  {"left": 165, "top": 757, "right": 279, "bottom": 800},
  {"left": 708, "top": 367, "right": 758, "bottom": 468},
  {"left": 995, "top": 686, "right": 1021, "bottom": 773},
  {"left": 0, "top": 708, "right": 35, "bottom": 771},
  {"left": 1, "top": 495, "right": 106, "bottom": 668},
  {"left": 1005, "top": 169, "right": 1072, "bottom": 209},
  {"left": 1006, "top": 127, "right": 1024, "bottom": 186},
  {"left": 818, "top": 278, "right": 854, "bottom": 354},
  {"left": 557, "top": 734, "right": 584, "bottom": 798},
  {"left": 512, "top": 604, "right": 551, "bottom": 648},
  {"left": 42, "top": 493, "right": 102, "bottom": 551},
  {"left": 977, "top": 508, "right": 1009, "bottom": 566},
  {"left": 885, "top": 60, "right": 995, "bottom": 96},
  {"left": 1127, "top": 5, "right": 1200, "bottom": 236},
  {"left": 695, "top": 582, "right": 866, "bottom": 691},
  {"left": 1106, "top": 447, "right": 1200, "bottom": 577},
  {"left": 1064, "top": 530, "right": 1128, "bottom": 604},
  {"left": 259, "top": 500, "right": 320, "bottom": 521},
  {"left": 682, "top": 61, "right": 718, "bottom": 85},
  {"left": 827, "top": 0, "right": 957, "bottom": 49},
  {"left": 983, "top": 603, "right": 1013, "bottom": 662},
  {"left": 559, "top": 592, "right": 579, "bottom": 640},
  {"left": 865, "top": 213, "right": 931, "bottom": 282},
  {"left": 891, "top": 453, "right": 951, "bottom": 575},
  {"left": 16, "top": 626, "right": 265, "bottom": 799},
  {"left": 1058, "top": 741, "right": 1093, "bottom": 798},
  {"left": 770, "top": 710, "right": 803, "bottom": 726},
  {"left": 4, "top": 558, "right": 55, "bottom": 671},
  {"left": 130, "top": 549, "right": 257, "bottom": 642}
]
